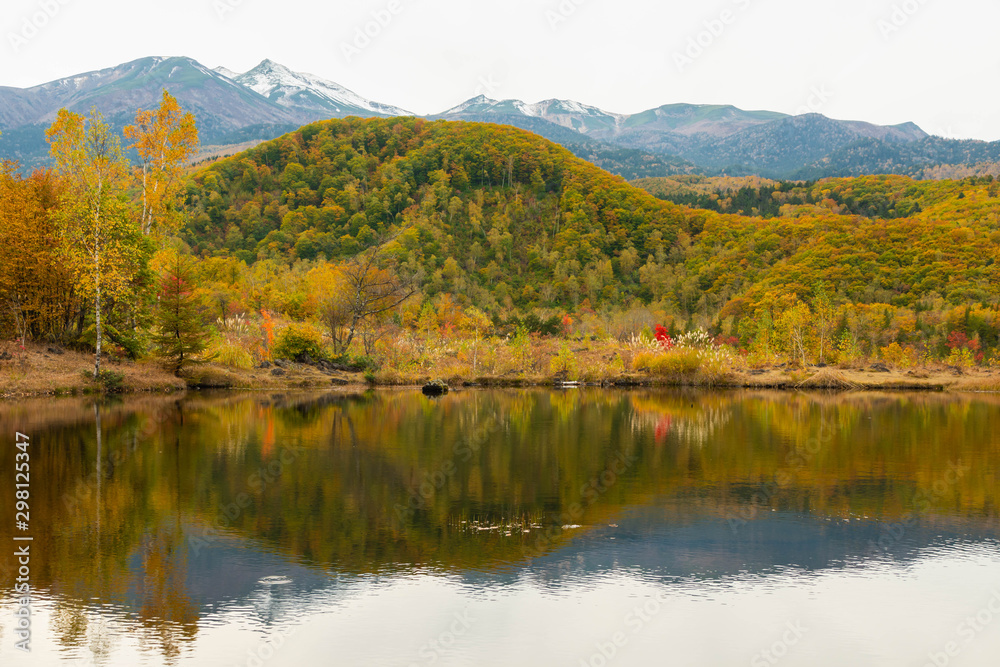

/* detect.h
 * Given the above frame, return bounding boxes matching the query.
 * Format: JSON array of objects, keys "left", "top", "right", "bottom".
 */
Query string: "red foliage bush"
[{"left": 654, "top": 325, "right": 674, "bottom": 350}]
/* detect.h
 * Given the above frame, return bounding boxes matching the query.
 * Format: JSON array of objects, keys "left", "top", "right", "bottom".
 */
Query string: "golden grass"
[
  {"left": 630, "top": 347, "right": 736, "bottom": 386},
  {"left": 206, "top": 340, "right": 255, "bottom": 370},
  {"left": 4, "top": 337, "right": 996, "bottom": 397},
  {"left": 951, "top": 370, "right": 1000, "bottom": 392},
  {"left": 633, "top": 349, "right": 701, "bottom": 376}
]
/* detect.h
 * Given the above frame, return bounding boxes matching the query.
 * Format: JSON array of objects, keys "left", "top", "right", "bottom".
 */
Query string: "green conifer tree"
[{"left": 153, "top": 252, "right": 207, "bottom": 375}]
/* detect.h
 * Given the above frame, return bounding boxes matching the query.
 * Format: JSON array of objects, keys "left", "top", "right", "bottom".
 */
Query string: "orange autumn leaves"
[
  {"left": 1, "top": 91, "right": 199, "bottom": 365},
  {"left": 0, "top": 165, "right": 77, "bottom": 340}
]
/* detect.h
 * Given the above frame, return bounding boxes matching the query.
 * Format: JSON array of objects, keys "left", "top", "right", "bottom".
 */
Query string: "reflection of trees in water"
[
  {"left": 629, "top": 397, "right": 732, "bottom": 447},
  {"left": 136, "top": 524, "right": 199, "bottom": 661},
  {"left": 2, "top": 388, "right": 1000, "bottom": 662},
  {"left": 49, "top": 601, "right": 92, "bottom": 659},
  {"left": 47, "top": 590, "right": 192, "bottom": 665}
]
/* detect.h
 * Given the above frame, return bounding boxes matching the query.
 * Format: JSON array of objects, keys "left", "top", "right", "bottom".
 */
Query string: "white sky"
[{"left": 2, "top": 0, "right": 999, "bottom": 140}]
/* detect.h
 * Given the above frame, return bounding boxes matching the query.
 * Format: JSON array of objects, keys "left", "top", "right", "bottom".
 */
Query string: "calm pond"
[{"left": 1, "top": 388, "right": 999, "bottom": 666}]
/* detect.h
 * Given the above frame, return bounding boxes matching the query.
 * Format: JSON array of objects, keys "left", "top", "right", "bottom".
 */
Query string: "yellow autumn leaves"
[{"left": 38, "top": 91, "right": 198, "bottom": 374}]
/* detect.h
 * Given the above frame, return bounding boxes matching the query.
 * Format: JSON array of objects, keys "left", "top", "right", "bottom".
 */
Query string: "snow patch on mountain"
[
  {"left": 213, "top": 66, "right": 242, "bottom": 80},
  {"left": 439, "top": 96, "right": 626, "bottom": 133},
  {"left": 440, "top": 95, "right": 496, "bottom": 115},
  {"left": 236, "top": 59, "right": 412, "bottom": 117}
]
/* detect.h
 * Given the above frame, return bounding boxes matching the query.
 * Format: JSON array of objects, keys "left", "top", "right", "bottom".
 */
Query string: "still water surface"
[{"left": 1, "top": 388, "right": 999, "bottom": 666}]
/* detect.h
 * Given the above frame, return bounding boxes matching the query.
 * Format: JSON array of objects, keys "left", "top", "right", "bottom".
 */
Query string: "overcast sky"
[{"left": 3, "top": 0, "right": 999, "bottom": 140}]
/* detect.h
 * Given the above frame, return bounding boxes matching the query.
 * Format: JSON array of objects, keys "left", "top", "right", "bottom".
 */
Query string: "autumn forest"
[{"left": 2, "top": 96, "right": 1000, "bottom": 392}]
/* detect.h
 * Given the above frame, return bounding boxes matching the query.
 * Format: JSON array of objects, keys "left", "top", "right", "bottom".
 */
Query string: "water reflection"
[{"left": 0, "top": 389, "right": 999, "bottom": 665}]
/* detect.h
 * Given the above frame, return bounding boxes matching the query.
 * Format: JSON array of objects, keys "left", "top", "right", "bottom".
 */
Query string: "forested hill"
[
  {"left": 181, "top": 117, "right": 701, "bottom": 311},
  {"left": 182, "top": 117, "right": 1000, "bottom": 325}
]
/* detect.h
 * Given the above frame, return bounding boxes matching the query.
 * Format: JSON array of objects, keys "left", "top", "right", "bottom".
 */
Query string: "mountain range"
[
  {"left": 2, "top": 55, "right": 1000, "bottom": 179},
  {"left": 0, "top": 56, "right": 411, "bottom": 168}
]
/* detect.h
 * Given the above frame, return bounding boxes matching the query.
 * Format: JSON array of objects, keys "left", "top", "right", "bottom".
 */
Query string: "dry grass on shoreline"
[
  {"left": 3, "top": 340, "right": 999, "bottom": 399},
  {"left": 0, "top": 344, "right": 186, "bottom": 398}
]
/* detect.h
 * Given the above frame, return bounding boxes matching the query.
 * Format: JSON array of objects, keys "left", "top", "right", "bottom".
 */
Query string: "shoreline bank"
[{"left": 4, "top": 346, "right": 998, "bottom": 400}]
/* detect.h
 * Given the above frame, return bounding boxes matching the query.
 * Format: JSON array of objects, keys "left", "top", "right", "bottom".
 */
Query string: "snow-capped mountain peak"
[
  {"left": 235, "top": 59, "right": 412, "bottom": 118},
  {"left": 213, "top": 66, "right": 242, "bottom": 80},
  {"left": 440, "top": 95, "right": 499, "bottom": 115},
  {"left": 438, "top": 96, "right": 626, "bottom": 135}
]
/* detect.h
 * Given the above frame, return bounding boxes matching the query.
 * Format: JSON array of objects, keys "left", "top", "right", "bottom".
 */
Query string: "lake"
[{"left": 1, "top": 388, "right": 999, "bottom": 666}]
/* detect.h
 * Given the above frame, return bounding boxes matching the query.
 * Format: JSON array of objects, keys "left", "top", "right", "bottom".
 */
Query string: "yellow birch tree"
[
  {"left": 124, "top": 90, "right": 199, "bottom": 236},
  {"left": 47, "top": 109, "right": 142, "bottom": 376}
]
